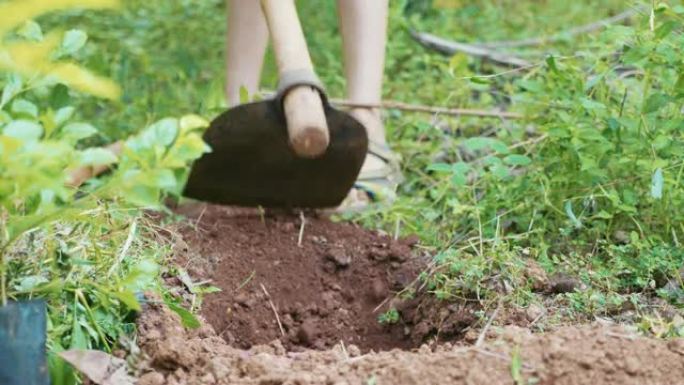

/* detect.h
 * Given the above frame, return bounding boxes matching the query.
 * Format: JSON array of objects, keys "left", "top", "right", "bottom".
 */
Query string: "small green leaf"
[
  {"left": 122, "top": 259, "right": 159, "bottom": 292},
  {"left": 451, "top": 173, "right": 467, "bottom": 186},
  {"left": 580, "top": 98, "right": 606, "bottom": 111},
  {"left": 148, "top": 169, "right": 177, "bottom": 189},
  {"left": 11, "top": 98, "right": 38, "bottom": 118},
  {"left": 469, "top": 77, "right": 490, "bottom": 85},
  {"left": 503, "top": 154, "right": 532, "bottom": 166},
  {"left": 651, "top": 168, "right": 663, "bottom": 200},
  {"left": 112, "top": 290, "right": 141, "bottom": 312},
  {"left": 518, "top": 80, "right": 543, "bottom": 93},
  {"left": 198, "top": 286, "right": 222, "bottom": 294},
  {"left": 163, "top": 134, "right": 210, "bottom": 166},
  {"left": 179, "top": 114, "right": 208, "bottom": 133},
  {"left": 62, "top": 122, "right": 98, "bottom": 141},
  {"left": 125, "top": 184, "right": 160, "bottom": 207},
  {"left": 448, "top": 53, "right": 468, "bottom": 74},
  {"left": 147, "top": 118, "right": 179, "bottom": 147},
  {"left": 450, "top": 162, "right": 470, "bottom": 186},
  {"left": 426, "top": 163, "right": 452, "bottom": 172},
  {"left": 166, "top": 301, "right": 200, "bottom": 329},
  {"left": 17, "top": 20, "right": 43, "bottom": 41},
  {"left": 60, "top": 30, "right": 88, "bottom": 56},
  {"left": 483, "top": 155, "right": 502, "bottom": 167},
  {"left": 70, "top": 321, "right": 88, "bottom": 349},
  {"left": 584, "top": 74, "right": 605, "bottom": 91},
  {"left": 463, "top": 137, "right": 491, "bottom": 151},
  {"left": 0, "top": 110, "right": 10, "bottom": 125},
  {"left": 676, "top": 74, "right": 684, "bottom": 96},
  {"left": 49, "top": 83, "right": 71, "bottom": 109},
  {"left": 3, "top": 120, "right": 43, "bottom": 142},
  {"left": 14, "top": 275, "right": 48, "bottom": 292},
  {"left": 78, "top": 148, "right": 118, "bottom": 167},
  {"left": 510, "top": 346, "right": 523, "bottom": 385},
  {"left": 54, "top": 106, "right": 76, "bottom": 126},
  {"left": 491, "top": 163, "right": 509, "bottom": 179},
  {"left": 545, "top": 55, "right": 558, "bottom": 72},
  {"left": 1, "top": 74, "right": 23, "bottom": 110},
  {"left": 655, "top": 20, "right": 677, "bottom": 39},
  {"left": 643, "top": 93, "right": 671, "bottom": 114},
  {"left": 490, "top": 140, "right": 510, "bottom": 154},
  {"left": 595, "top": 210, "right": 613, "bottom": 219},
  {"left": 452, "top": 162, "right": 470, "bottom": 173}
]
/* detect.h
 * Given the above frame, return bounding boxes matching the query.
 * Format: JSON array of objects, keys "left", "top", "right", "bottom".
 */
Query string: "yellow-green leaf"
[{"left": 78, "top": 147, "right": 117, "bottom": 167}]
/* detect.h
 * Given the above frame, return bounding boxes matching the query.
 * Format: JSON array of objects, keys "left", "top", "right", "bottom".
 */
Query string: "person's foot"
[{"left": 336, "top": 108, "right": 403, "bottom": 212}]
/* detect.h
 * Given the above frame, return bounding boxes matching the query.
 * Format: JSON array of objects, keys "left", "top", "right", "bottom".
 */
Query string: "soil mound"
[
  {"left": 174, "top": 204, "right": 459, "bottom": 352},
  {"left": 136, "top": 301, "right": 684, "bottom": 385}
]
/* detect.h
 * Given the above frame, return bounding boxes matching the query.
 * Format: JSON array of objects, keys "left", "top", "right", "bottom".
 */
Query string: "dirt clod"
[
  {"left": 297, "top": 320, "right": 318, "bottom": 346},
  {"left": 524, "top": 259, "right": 548, "bottom": 291},
  {"left": 548, "top": 273, "right": 584, "bottom": 294},
  {"left": 137, "top": 372, "right": 165, "bottom": 385},
  {"left": 325, "top": 246, "right": 351, "bottom": 268}
]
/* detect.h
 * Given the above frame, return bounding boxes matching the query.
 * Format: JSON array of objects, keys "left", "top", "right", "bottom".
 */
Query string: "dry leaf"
[{"left": 59, "top": 350, "right": 134, "bottom": 385}]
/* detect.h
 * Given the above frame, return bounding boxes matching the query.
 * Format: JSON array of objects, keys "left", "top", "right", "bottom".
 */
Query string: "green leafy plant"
[
  {"left": 378, "top": 308, "right": 400, "bottom": 324},
  {"left": 352, "top": 2, "right": 684, "bottom": 324},
  {"left": 0, "top": 2, "right": 209, "bottom": 383}
]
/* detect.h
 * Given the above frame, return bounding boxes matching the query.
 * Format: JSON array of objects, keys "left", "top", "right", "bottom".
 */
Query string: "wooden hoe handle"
[{"left": 260, "top": 0, "right": 329, "bottom": 158}]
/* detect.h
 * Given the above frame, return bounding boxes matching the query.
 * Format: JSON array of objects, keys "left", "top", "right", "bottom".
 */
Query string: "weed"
[
  {"left": 510, "top": 345, "right": 524, "bottom": 385},
  {"left": 350, "top": 1, "right": 684, "bottom": 326},
  {"left": 378, "top": 308, "right": 400, "bottom": 325},
  {"left": 1, "top": 2, "right": 207, "bottom": 383}
]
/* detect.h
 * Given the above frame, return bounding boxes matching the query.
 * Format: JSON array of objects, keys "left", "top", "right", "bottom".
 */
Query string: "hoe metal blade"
[{"left": 183, "top": 100, "right": 368, "bottom": 208}]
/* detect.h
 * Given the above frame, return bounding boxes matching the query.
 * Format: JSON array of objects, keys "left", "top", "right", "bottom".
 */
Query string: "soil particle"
[
  {"left": 325, "top": 245, "right": 351, "bottom": 268},
  {"left": 136, "top": 302, "right": 684, "bottom": 385},
  {"left": 524, "top": 259, "right": 548, "bottom": 292},
  {"left": 547, "top": 273, "right": 584, "bottom": 294},
  {"left": 668, "top": 338, "right": 684, "bottom": 355},
  {"left": 137, "top": 372, "right": 165, "bottom": 385},
  {"left": 525, "top": 303, "right": 545, "bottom": 322},
  {"left": 176, "top": 205, "right": 445, "bottom": 352},
  {"left": 297, "top": 320, "right": 318, "bottom": 346}
]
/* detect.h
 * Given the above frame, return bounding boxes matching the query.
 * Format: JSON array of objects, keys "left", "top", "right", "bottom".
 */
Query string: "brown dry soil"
[
  {"left": 170, "top": 204, "right": 473, "bottom": 352},
  {"left": 134, "top": 204, "right": 684, "bottom": 385},
  {"left": 136, "top": 300, "right": 684, "bottom": 385}
]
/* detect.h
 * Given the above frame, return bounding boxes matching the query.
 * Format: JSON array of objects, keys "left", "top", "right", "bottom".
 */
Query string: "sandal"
[{"left": 335, "top": 140, "right": 403, "bottom": 213}]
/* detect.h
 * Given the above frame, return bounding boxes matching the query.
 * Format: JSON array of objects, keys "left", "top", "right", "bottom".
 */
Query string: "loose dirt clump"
[
  {"left": 173, "top": 204, "right": 468, "bottom": 352},
  {"left": 136, "top": 301, "right": 684, "bottom": 385}
]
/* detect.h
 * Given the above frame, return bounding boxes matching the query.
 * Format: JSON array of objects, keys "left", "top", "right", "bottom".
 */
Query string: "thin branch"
[
  {"left": 259, "top": 91, "right": 522, "bottom": 119},
  {"left": 107, "top": 219, "right": 137, "bottom": 277},
  {"left": 475, "top": 301, "right": 501, "bottom": 347},
  {"left": 297, "top": 211, "right": 306, "bottom": 247},
  {"left": 478, "top": 9, "right": 638, "bottom": 49},
  {"left": 329, "top": 98, "right": 523, "bottom": 119},
  {"left": 409, "top": 29, "right": 531, "bottom": 68},
  {"left": 260, "top": 283, "right": 285, "bottom": 336}
]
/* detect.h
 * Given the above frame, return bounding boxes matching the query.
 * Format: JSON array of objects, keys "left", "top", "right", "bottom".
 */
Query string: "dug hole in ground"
[{"left": 134, "top": 204, "right": 684, "bottom": 385}]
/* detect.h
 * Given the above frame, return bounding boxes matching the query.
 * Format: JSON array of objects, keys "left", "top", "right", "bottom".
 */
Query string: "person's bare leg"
[
  {"left": 336, "top": 0, "right": 401, "bottom": 210},
  {"left": 225, "top": 0, "right": 269, "bottom": 106},
  {"left": 337, "top": 0, "right": 389, "bottom": 146}
]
